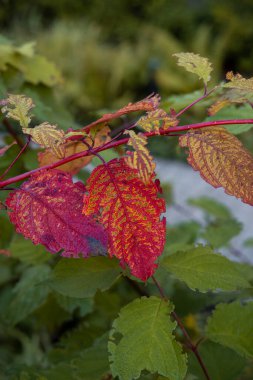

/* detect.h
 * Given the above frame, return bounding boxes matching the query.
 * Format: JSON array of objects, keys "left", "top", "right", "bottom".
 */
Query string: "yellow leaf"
[
  {"left": 174, "top": 52, "right": 213, "bottom": 84},
  {"left": 137, "top": 109, "right": 178, "bottom": 132},
  {"left": 23, "top": 122, "right": 66, "bottom": 158},
  {"left": 1, "top": 94, "right": 34, "bottom": 128},
  {"left": 125, "top": 131, "right": 156, "bottom": 184},
  {"left": 180, "top": 127, "right": 253, "bottom": 205},
  {"left": 224, "top": 71, "right": 253, "bottom": 92}
]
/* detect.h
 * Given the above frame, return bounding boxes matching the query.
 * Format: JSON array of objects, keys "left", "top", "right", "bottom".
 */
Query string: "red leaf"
[
  {"left": 83, "top": 158, "right": 166, "bottom": 281},
  {"left": 6, "top": 170, "right": 107, "bottom": 257}
]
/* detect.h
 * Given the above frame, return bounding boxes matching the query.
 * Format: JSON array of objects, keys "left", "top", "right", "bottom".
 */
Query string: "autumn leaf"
[
  {"left": 83, "top": 158, "right": 166, "bottom": 281},
  {"left": 0, "top": 141, "right": 17, "bottom": 157},
  {"left": 179, "top": 127, "right": 253, "bottom": 205},
  {"left": 23, "top": 122, "right": 66, "bottom": 158},
  {"left": 84, "top": 94, "right": 160, "bottom": 130},
  {"left": 224, "top": 71, "right": 253, "bottom": 92},
  {"left": 124, "top": 131, "right": 156, "bottom": 184},
  {"left": 38, "top": 125, "right": 111, "bottom": 174},
  {"left": 174, "top": 52, "right": 213, "bottom": 84},
  {"left": 1, "top": 94, "right": 34, "bottom": 128},
  {"left": 6, "top": 170, "right": 107, "bottom": 257},
  {"left": 137, "top": 109, "right": 178, "bottom": 132}
]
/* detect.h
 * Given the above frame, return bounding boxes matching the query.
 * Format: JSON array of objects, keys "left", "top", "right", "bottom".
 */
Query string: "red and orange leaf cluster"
[
  {"left": 180, "top": 127, "right": 253, "bottom": 205},
  {"left": 83, "top": 158, "right": 166, "bottom": 281},
  {"left": 38, "top": 125, "right": 111, "bottom": 174},
  {"left": 6, "top": 170, "right": 107, "bottom": 257}
]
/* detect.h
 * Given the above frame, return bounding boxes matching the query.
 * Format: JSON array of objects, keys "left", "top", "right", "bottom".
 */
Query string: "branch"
[
  {"left": 151, "top": 275, "right": 211, "bottom": 380},
  {"left": 1, "top": 118, "right": 253, "bottom": 189}
]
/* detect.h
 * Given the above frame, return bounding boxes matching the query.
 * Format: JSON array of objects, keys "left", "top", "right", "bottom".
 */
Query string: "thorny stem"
[
  {"left": 1, "top": 118, "right": 253, "bottom": 189},
  {"left": 0, "top": 136, "right": 31, "bottom": 181},
  {"left": 151, "top": 275, "right": 211, "bottom": 380}
]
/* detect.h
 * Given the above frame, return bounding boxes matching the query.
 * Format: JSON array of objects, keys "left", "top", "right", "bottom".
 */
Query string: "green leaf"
[
  {"left": 188, "top": 341, "right": 247, "bottom": 380},
  {"left": 206, "top": 301, "right": 253, "bottom": 358},
  {"left": 108, "top": 296, "right": 187, "bottom": 380},
  {"left": 9, "top": 235, "right": 51, "bottom": 264},
  {"left": 2, "top": 264, "right": 51, "bottom": 325},
  {"left": 188, "top": 197, "right": 232, "bottom": 219},
  {"left": 9, "top": 54, "right": 62, "bottom": 87},
  {"left": 54, "top": 292, "right": 93, "bottom": 317},
  {"left": 50, "top": 257, "right": 121, "bottom": 298},
  {"left": 160, "top": 245, "right": 250, "bottom": 292},
  {"left": 173, "top": 52, "right": 212, "bottom": 84},
  {"left": 206, "top": 104, "right": 253, "bottom": 134},
  {"left": 72, "top": 334, "right": 110, "bottom": 380},
  {"left": 202, "top": 219, "right": 242, "bottom": 248},
  {"left": 1, "top": 94, "right": 34, "bottom": 128},
  {"left": 0, "top": 214, "right": 14, "bottom": 248}
]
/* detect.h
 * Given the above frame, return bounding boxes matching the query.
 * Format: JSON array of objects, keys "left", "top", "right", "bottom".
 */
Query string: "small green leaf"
[
  {"left": 206, "top": 104, "right": 253, "bottom": 134},
  {"left": 160, "top": 245, "right": 250, "bottom": 292},
  {"left": 188, "top": 341, "right": 247, "bottom": 380},
  {"left": 173, "top": 52, "right": 212, "bottom": 84},
  {"left": 188, "top": 197, "right": 232, "bottom": 219},
  {"left": 108, "top": 296, "right": 187, "bottom": 380},
  {"left": 202, "top": 219, "right": 242, "bottom": 248},
  {"left": 50, "top": 257, "right": 121, "bottom": 298},
  {"left": 2, "top": 264, "right": 51, "bottom": 325},
  {"left": 9, "top": 235, "right": 51, "bottom": 264},
  {"left": 206, "top": 301, "right": 253, "bottom": 358}
]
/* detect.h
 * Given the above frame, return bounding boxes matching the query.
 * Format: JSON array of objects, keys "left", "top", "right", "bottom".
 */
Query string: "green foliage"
[
  {"left": 206, "top": 301, "right": 253, "bottom": 358},
  {"left": 160, "top": 245, "right": 250, "bottom": 292},
  {"left": 188, "top": 341, "right": 247, "bottom": 380},
  {"left": 108, "top": 297, "right": 187, "bottom": 380},
  {"left": 49, "top": 257, "right": 122, "bottom": 298}
]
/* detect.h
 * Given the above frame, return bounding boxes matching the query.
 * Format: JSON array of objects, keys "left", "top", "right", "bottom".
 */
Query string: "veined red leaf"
[
  {"left": 6, "top": 170, "right": 107, "bottom": 257},
  {"left": 83, "top": 158, "right": 166, "bottom": 281},
  {"left": 124, "top": 131, "right": 156, "bottom": 184},
  {"left": 83, "top": 94, "right": 160, "bottom": 130},
  {"left": 180, "top": 127, "right": 253, "bottom": 205}
]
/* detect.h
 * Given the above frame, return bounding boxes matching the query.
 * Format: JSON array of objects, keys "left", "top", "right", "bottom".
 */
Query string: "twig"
[
  {"left": 151, "top": 275, "right": 211, "bottom": 380},
  {"left": 1, "top": 118, "right": 253, "bottom": 189},
  {"left": 0, "top": 137, "right": 31, "bottom": 180}
]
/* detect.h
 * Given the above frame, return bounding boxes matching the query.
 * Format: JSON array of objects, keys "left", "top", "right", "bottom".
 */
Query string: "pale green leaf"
[
  {"left": 224, "top": 71, "right": 253, "bottom": 92},
  {"left": 202, "top": 219, "right": 242, "bottom": 248},
  {"left": 108, "top": 296, "right": 187, "bottom": 380},
  {"left": 1, "top": 94, "right": 34, "bottom": 128},
  {"left": 206, "top": 301, "right": 253, "bottom": 358},
  {"left": 188, "top": 197, "right": 232, "bottom": 219},
  {"left": 160, "top": 245, "right": 250, "bottom": 292},
  {"left": 173, "top": 52, "right": 212, "bottom": 84},
  {"left": 50, "top": 257, "right": 121, "bottom": 298}
]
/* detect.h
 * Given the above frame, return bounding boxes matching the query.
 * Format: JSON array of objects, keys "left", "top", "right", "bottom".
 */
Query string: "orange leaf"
[
  {"left": 38, "top": 125, "right": 111, "bottom": 174},
  {"left": 83, "top": 158, "right": 166, "bottom": 281},
  {"left": 180, "top": 127, "right": 253, "bottom": 205},
  {"left": 124, "top": 131, "right": 156, "bottom": 184},
  {"left": 84, "top": 94, "right": 160, "bottom": 130}
]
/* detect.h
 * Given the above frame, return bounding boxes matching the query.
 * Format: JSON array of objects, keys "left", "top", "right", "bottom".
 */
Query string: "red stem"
[
  {"left": 1, "top": 118, "right": 253, "bottom": 189},
  {"left": 0, "top": 137, "right": 31, "bottom": 180},
  {"left": 151, "top": 276, "right": 211, "bottom": 380},
  {"left": 176, "top": 87, "right": 216, "bottom": 118}
]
